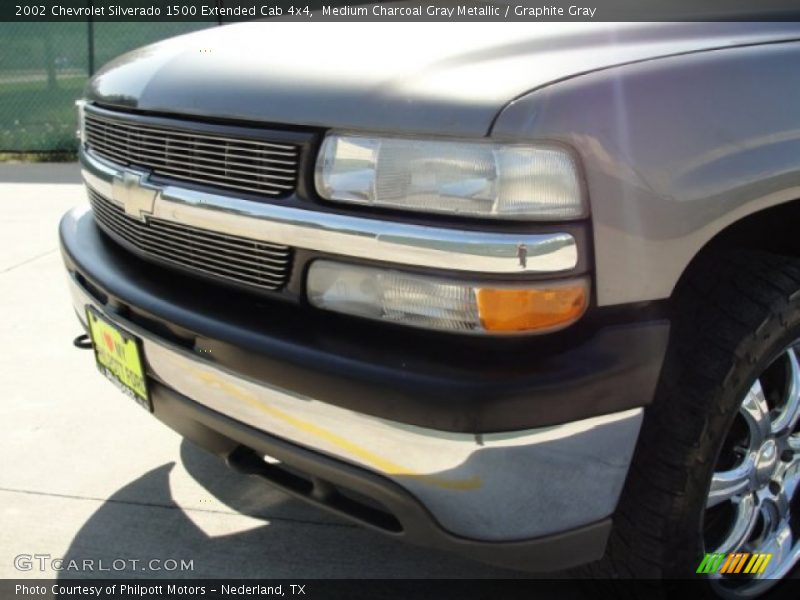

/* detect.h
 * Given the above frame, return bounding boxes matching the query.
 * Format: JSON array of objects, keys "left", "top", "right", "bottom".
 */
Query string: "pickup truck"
[{"left": 60, "top": 22, "right": 800, "bottom": 594}]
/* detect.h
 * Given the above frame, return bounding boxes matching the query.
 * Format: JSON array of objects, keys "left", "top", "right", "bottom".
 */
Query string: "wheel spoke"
[
  {"left": 707, "top": 462, "right": 754, "bottom": 508},
  {"left": 781, "top": 462, "right": 800, "bottom": 505},
  {"left": 711, "top": 493, "right": 759, "bottom": 554},
  {"left": 758, "top": 521, "right": 795, "bottom": 579},
  {"left": 741, "top": 379, "right": 770, "bottom": 449},
  {"left": 772, "top": 347, "right": 800, "bottom": 435}
]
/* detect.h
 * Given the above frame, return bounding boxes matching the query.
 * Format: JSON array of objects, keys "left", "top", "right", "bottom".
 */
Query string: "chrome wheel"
[{"left": 704, "top": 342, "right": 800, "bottom": 597}]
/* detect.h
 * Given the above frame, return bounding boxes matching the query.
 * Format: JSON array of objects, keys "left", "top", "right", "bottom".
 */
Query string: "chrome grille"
[
  {"left": 88, "top": 187, "right": 292, "bottom": 291},
  {"left": 84, "top": 111, "right": 300, "bottom": 197}
]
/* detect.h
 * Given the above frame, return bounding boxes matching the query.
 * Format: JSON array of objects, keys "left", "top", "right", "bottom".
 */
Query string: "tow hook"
[{"left": 73, "top": 333, "right": 93, "bottom": 350}]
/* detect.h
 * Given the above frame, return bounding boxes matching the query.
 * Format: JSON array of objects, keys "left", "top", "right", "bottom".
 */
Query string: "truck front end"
[{"left": 61, "top": 23, "right": 675, "bottom": 572}]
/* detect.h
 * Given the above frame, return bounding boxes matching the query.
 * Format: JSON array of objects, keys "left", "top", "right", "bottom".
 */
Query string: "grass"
[{"left": 0, "top": 152, "right": 77, "bottom": 162}]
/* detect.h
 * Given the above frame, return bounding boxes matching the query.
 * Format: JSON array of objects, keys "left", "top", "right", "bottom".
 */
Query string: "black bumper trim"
[
  {"left": 60, "top": 207, "right": 669, "bottom": 433},
  {"left": 151, "top": 379, "right": 611, "bottom": 573}
]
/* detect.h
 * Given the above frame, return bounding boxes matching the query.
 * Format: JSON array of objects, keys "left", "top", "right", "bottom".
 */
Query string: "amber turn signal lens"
[
  {"left": 476, "top": 282, "right": 589, "bottom": 333},
  {"left": 308, "top": 260, "right": 589, "bottom": 335}
]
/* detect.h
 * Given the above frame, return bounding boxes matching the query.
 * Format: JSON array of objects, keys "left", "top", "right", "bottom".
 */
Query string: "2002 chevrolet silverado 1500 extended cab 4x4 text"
[{"left": 60, "top": 22, "right": 800, "bottom": 594}]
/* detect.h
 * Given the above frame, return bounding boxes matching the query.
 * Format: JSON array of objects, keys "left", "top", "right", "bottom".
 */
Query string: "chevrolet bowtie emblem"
[{"left": 111, "top": 170, "right": 158, "bottom": 222}]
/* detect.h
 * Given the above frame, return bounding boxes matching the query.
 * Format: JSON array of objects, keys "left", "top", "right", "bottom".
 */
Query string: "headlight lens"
[
  {"left": 307, "top": 260, "right": 589, "bottom": 334},
  {"left": 315, "top": 134, "right": 585, "bottom": 220}
]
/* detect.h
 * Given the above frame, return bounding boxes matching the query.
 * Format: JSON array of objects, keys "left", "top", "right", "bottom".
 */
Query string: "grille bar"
[
  {"left": 84, "top": 110, "right": 301, "bottom": 198},
  {"left": 88, "top": 187, "right": 292, "bottom": 291},
  {"left": 84, "top": 129, "right": 297, "bottom": 181},
  {"left": 85, "top": 129, "right": 297, "bottom": 173},
  {"left": 86, "top": 122, "right": 298, "bottom": 158}
]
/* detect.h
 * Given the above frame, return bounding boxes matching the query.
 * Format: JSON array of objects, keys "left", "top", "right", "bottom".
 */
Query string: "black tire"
[{"left": 592, "top": 248, "right": 800, "bottom": 591}]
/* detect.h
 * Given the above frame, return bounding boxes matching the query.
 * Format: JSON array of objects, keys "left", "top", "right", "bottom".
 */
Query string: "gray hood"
[{"left": 87, "top": 22, "right": 800, "bottom": 137}]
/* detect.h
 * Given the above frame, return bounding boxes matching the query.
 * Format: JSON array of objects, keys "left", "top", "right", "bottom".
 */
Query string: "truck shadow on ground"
[{"left": 57, "top": 439, "right": 586, "bottom": 589}]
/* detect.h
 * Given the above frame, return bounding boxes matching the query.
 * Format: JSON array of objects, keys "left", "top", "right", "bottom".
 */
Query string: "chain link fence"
[{"left": 0, "top": 22, "right": 215, "bottom": 152}]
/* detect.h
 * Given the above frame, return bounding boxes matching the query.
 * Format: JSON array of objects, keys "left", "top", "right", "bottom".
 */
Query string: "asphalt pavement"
[{"left": 0, "top": 163, "right": 528, "bottom": 581}]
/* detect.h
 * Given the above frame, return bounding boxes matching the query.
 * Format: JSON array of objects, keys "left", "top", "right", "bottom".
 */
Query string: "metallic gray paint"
[
  {"left": 87, "top": 23, "right": 800, "bottom": 137},
  {"left": 492, "top": 38, "right": 800, "bottom": 305}
]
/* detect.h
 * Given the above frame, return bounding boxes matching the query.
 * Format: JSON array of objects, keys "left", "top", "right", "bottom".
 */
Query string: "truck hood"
[{"left": 87, "top": 22, "right": 800, "bottom": 137}]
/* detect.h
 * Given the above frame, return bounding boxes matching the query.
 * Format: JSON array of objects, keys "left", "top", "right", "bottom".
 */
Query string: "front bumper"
[{"left": 61, "top": 205, "right": 666, "bottom": 571}]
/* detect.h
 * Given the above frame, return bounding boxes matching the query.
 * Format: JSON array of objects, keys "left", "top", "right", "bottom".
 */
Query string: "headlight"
[
  {"left": 307, "top": 260, "right": 589, "bottom": 335},
  {"left": 75, "top": 99, "right": 87, "bottom": 144},
  {"left": 315, "top": 134, "right": 585, "bottom": 220}
]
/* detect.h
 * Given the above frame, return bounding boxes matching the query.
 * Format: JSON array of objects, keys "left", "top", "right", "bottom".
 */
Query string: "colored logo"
[{"left": 697, "top": 552, "right": 772, "bottom": 575}]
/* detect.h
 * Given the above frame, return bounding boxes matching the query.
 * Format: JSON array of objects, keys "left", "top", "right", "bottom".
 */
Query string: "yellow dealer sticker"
[{"left": 86, "top": 307, "right": 150, "bottom": 410}]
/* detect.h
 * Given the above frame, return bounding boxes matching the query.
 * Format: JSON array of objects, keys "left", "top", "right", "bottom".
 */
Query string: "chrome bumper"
[
  {"left": 69, "top": 270, "right": 641, "bottom": 542},
  {"left": 80, "top": 148, "right": 578, "bottom": 275}
]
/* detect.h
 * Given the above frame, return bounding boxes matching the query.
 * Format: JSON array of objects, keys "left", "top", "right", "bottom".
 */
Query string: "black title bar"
[
  {"left": 10, "top": 578, "right": 800, "bottom": 599},
  {"left": 3, "top": 0, "right": 800, "bottom": 22}
]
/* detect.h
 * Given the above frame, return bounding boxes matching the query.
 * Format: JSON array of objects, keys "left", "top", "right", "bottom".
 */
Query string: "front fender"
[{"left": 491, "top": 39, "right": 800, "bottom": 306}]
